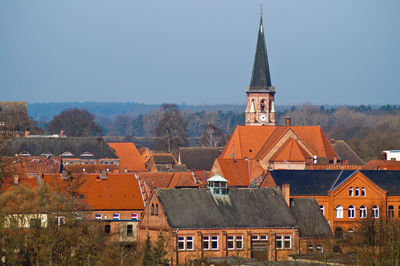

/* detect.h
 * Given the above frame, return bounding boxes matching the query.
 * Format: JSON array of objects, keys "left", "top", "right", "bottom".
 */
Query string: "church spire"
[{"left": 248, "top": 11, "right": 273, "bottom": 91}]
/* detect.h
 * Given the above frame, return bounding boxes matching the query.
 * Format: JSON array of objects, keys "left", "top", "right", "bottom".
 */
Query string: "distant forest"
[{"left": 29, "top": 102, "right": 400, "bottom": 162}]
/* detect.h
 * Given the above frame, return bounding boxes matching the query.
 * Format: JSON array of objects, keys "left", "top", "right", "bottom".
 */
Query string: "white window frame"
[
  {"left": 131, "top": 213, "right": 138, "bottom": 220},
  {"left": 186, "top": 236, "right": 194, "bottom": 250},
  {"left": 348, "top": 206, "right": 355, "bottom": 218},
  {"left": 336, "top": 205, "right": 343, "bottom": 218},
  {"left": 349, "top": 187, "right": 353, "bottom": 196},
  {"left": 95, "top": 213, "right": 102, "bottom": 220},
  {"left": 372, "top": 206, "right": 379, "bottom": 218},
  {"left": 320, "top": 205, "right": 325, "bottom": 215},
  {"left": 202, "top": 236, "right": 210, "bottom": 250},
  {"left": 178, "top": 237, "right": 185, "bottom": 250},
  {"left": 276, "top": 236, "right": 284, "bottom": 249},
  {"left": 260, "top": 235, "right": 268, "bottom": 241},
  {"left": 251, "top": 235, "right": 259, "bottom": 241},
  {"left": 113, "top": 213, "right": 120, "bottom": 220},
  {"left": 388, "top": 205, "right": 395, "bottom": 218},
  {"left": 235, "top": 236, "right": 243, "bottom": 250},
  {"left": 227, "top": 236, "right": 235, "bottom": 250},
  {"left": 361, "top": 187, "right": 366, "bottom": 196},
  {"left": 211, "top": 236, "right": 219, "bottom": 250},
  {"left": 360, "top": 206, "right": 367, "bottom": 218},
  {"left": 284, "top": 235, "right": 291, "bottom": 249},
  {"left": 355, "top": 187, "right": 360, "bottom": 196}
]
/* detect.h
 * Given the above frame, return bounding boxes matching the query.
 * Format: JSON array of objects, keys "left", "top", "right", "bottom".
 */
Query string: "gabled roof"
[
  {"left": 331, "top": 140, "right": 364, "bottom": 165},
  {"left": 290, "top": 198, "right": 333, "bottom": 238},
  {"left": 108, "top": 142, "right": 146, "bottom": 171},
  {"left": 248, "top": 15, "right": 273, "bottom": 91},
  {"left": 361, "top": 170, "right": 400, "bottom": 195},
  {"left": 157, "top": 188, "right": 297, "bottom": 229},
  {"left": 153, "top": 153, "right": 177, "bottom": 164},
  {"left": 362, "top": 160, "right": 400, "bottom": 170},
  {"left": 43, "top": 173, "right": 145, "bottom": 210},
  {"left": 267, "top": 170, "right": 355, "bottom": 195},
  {"left": 270, "top": 138, "right": 310, "bottom": 162},
  {"left": 213, "top": 158, "right": 266, "bottom": 187},
  {"left": 178, "top": 147, "right": 222, "bottom": 171},
  {"left": 4, "top": 137, "right": 118, "bottom": 159},
  {"left": 220, "top": 126, "right": 338, "bottom": 162}
]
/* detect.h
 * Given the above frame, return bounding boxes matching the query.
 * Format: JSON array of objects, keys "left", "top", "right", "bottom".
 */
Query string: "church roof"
[{"left": 248, "top": 15, "right": 273, "bottom": 92}]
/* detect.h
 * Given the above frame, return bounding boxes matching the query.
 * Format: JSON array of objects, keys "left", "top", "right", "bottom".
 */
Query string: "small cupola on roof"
[{"left": 207, "top": 175, "right": 228, "bottom": 196}]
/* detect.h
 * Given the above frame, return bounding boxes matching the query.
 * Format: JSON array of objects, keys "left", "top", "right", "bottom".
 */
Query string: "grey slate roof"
[
  {"left": 178, "top": 147, "right": 222, "bottom": 171},
  {"left": 290, "top": 198, "right": 333, "bottom": 238},
  {"left": 269, "top": 170, "right": 355, "bottom": 195},
  {"left": 156, "top": 188, "right": 297, "bottom": 229},
  {"left": 361, "top": 170, "right": 400, "bottom": 195},
  {"left": 248, "top": 16, "right": 273, "bottom": 92},
  {"left": 331, "top": 140, "right": 364, "bottom": 165},
  {"left": 4, "top": 136, "right": 118, "bottom": 159}
]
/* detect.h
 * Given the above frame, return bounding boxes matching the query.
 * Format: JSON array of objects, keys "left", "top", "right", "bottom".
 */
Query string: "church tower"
[{"left": 245, "top": 11, "right": 276, "bottom": 126}]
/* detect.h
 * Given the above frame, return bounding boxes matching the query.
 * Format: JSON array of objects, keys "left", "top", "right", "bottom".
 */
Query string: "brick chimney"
[
  {"left": 281, "top": 184, "right": 290, "bottom": 206},
  {"left": 285, "top": 117, "right": 291, "bottom": 126}
]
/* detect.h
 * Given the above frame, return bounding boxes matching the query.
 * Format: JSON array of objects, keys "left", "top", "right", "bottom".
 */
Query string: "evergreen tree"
[
  {"left": 152, "top": 231, "right": 169, "bottom": 265},
  {"left": 142, "top": 235, "right": 153, "bottom": 266}
]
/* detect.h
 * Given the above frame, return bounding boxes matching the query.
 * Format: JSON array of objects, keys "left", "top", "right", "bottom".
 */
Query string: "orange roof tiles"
[
  {"left": 270, "top": 138, "right": 310, "bottom": 162},
  {"left": 220, "top": 125, "right": 338, "bottom": 162},
  {"left": 362, "top": 160, "right": 400, "bottom": 170},
  {"left": 109, "top": 142, "right": 146, "bottom": 172}
]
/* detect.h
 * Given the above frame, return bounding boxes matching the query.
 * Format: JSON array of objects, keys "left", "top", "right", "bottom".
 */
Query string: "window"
[
  {"left": 105, "top": 224, "right": 111, "bottom": 235},
  {"left": 284, "top": 235, "right": 291, "bottom": 249},
  {"left": 178, "top": 237, "right": 185, "bottom": 250},
  {"left": 251, "top": 235, "right": 259, "bottom": 241},
  {"left": 155, "top": 204, "right": 159, "bottom": 216},
  {"left": 372, "top": 206, "right": 379, "bottom": 218},
  {"left": 320, "top": 205, "right": 325, "bottom": 215},
  {"left": 316, "top": 244, "right": 323, "bottom": 253},
  {"left": 202, "top": 236, "right": 210, "bottom": 250},
  {"left": 131, "top": 213, "right": 138, "bottom": 220},
  {"left": 57, "top": 216, "right": 65, "bottom": 226},
  {"left": 276, "top": 236, "right": 283, "bottom": 249},
  {"left": 151, "top": 204, "right": 154, "bottom": 215},
  {"left": 398, "top": 206, "right": 400, "bottom": 218},
  {"left": 348, "top": 206, "right": 355, "bottom": 218},
  {"left": 336, "top": 205, "right": 343, "bottom": 218},
  {"left": 236, "top": 236, "right": 243, "bottom": 249},
  {"left": 307, "top": 244, "right": 314, "bottom": 253},
  {"left": 355, "top": 187, "right": 360, "bottom": 196},
  {"left": 211, "top": 236, "right": 219, "bottom": 250},
  {"left": 30, "top": 218, "right": 41, "bottom": 229},
  {"left": 95, "top": 213, "right": 102, "bottom": 220},
  {"left": 260, "top": 235, "right": 267, "bottom": 241},
  {"left": 349, "top": 187, "right": 353, "bottom": 196},
  {"left": 361, "top": 187, "right": 366, "bottom": 196},
  {"left": 186, "top": 236, "right": 194, "bottom": 250},
  {"left": 113, "top": 213, "right": 120, "bottom": 220},
  {"left": 227, "top": 236, "right": 234, "bottom": 250},
  {"left": 388, "top": 205, "right": 395, "bottom": 218},
  {"left": 360, "top": 206, "right": 367, "bottom": 218},
  {"left": 127, "top": 225, "right": 133, "bottom": 236}
]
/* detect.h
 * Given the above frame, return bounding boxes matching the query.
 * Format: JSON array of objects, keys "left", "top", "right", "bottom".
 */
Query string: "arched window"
[
  {"left": 348, "top": 206, "right": 355, "bottom": 218},
  {"left": 334, "top": 227, "right": 343, "bottom": 239},
  {"left": 360, "top": 206, "right": 367, "bottom": 218},
  {"left": 155, "top": 204, "right": 159, "bottom": 216},
  {"left": 319, "top": 205, "right": 325, "bottom": 215},
  {"left": 260, "top": 99, "right": 266, "bottom": 111},
  {"left": 355, "top": 187, "right": 360, "bottom": 196},
  {"left": 361, "top": 187, "right": 366, "bottom": 196},
  {"left": 151, "top": 204, "right": 154, "bottom": 215},
  {"left": 349, "top": 187, "right": 353, "bottom": 196},
  {"left": 348, "top": 228, "right": 355, "bottom": 233},
  {"left": 388, "top": 205, "right": 395, "bottom": 218},
  {"left": 336, "top": 205, "right": 343, "bottom": 218},
  {"left": 372, "top": 206, "right": 379, "bottom": 218}
]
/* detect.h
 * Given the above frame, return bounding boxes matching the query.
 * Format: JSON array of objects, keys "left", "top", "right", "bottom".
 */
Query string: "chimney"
[
  {"left": 285, "top": 117, "right": 291, "bottom": 126},
  {"left": 281, "top": 184, "right": 290, "bottom": 206},
  {"left": 333, "top": 156, "right": 338, "bottom": 165},
  {"left": 60, "top": 130, "right": 64, "bottom": 136},
  {"left": 13, "top": 175, "right": 19, "bottom": 185},
  {"left": 381, "top": 152, "right": 387, "bottom": 161},
  {"left": 330, "top": 138, "right": 335, "bottom": 144}
]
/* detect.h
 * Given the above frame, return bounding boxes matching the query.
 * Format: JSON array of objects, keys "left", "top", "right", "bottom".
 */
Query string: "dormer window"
[
  {"left": 80, "top": 152, "right": 94, "bottom": 157},
  {"left": 61, "top": 151, "right": 74, "bottom": 157},
  {"left": 41, "top": 152, "right": 53, "bottom": 157},
  {"left": 19, "top": 151, "right": 31, "bottom": 156},
  {"left": 207, "top": 175, "right": 228, "bottom": 196}
]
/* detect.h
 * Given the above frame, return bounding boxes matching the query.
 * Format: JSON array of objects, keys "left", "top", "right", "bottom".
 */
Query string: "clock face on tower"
[{"left": 260, "top": 114, "right": 267, "bottom": 122}]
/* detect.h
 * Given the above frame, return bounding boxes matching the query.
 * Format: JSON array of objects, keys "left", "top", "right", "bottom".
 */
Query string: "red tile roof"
[
  {"left": 108, "top": 142, "right": 146, "bottom": 172},
  {"left": 270, "top": 138, "right": 310, "bottom": 162}
]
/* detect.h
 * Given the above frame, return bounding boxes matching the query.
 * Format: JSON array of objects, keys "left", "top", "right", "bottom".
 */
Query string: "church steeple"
[
  {"left": 245, "top": 10, "right": 276, "bottom": 126},
  {"left": 249, "top": 14, "right": 273, "bottom": 91}
]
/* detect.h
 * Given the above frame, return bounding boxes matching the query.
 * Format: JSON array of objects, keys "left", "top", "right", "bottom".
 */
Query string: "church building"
[{"left": 245, "top": 12, "right": 276, "bottom": 126}]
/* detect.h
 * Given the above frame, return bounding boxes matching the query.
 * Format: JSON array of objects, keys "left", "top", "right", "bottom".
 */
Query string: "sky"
[{"left": 1, "top": 0, "right": 399, "bottom": 105}]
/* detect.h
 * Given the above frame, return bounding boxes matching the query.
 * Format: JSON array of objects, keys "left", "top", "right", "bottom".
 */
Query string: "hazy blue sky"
[{"left": 1, "top": 0, "right": 399, "bottom": 105}]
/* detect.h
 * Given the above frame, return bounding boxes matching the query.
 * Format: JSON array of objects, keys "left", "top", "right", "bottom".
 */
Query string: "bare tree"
[
  {"left": 154, "top": 104, "right": 188, "bottom": 154},
  {"left": 47, "top": 108, "right": 103, "bottom": 136},
  {"left": 199, "top": 123, "right": 226, "bottom": 147}
]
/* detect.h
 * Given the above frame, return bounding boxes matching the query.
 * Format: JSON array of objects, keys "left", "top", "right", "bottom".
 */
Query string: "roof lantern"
[{"left": 207, "top": 175, "right": 228, "bottom": 196}]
